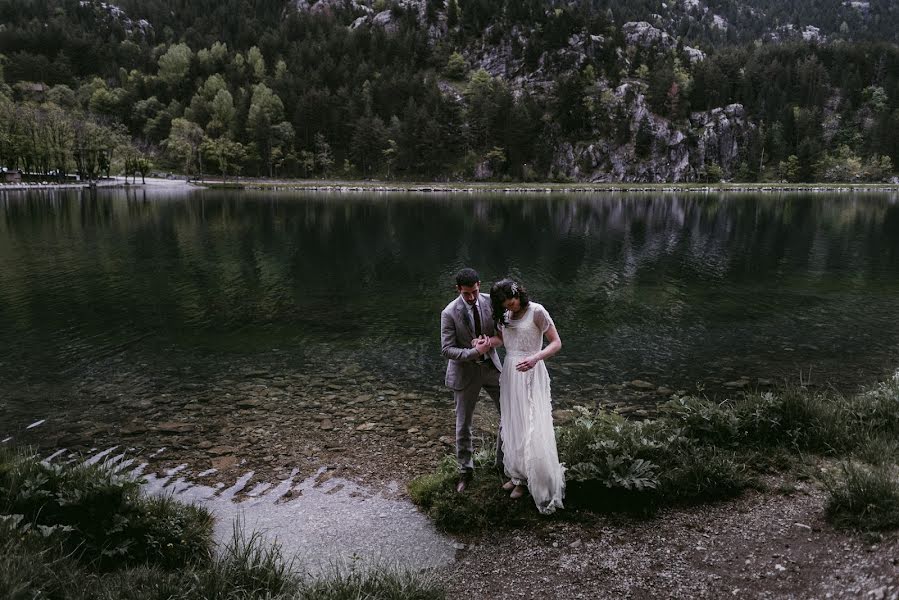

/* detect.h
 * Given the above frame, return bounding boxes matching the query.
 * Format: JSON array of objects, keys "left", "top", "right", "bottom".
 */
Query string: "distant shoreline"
[
  {"left": 185, "top": 178, "right": 899, "bottom": 193},
  {"left": 2, "top": 177, "right": 898, "bottom": 194}
]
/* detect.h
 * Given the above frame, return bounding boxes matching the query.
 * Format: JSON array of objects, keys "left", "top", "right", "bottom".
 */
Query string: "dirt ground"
[{"left": 442, "top": 476, "right": 898, "bottom": 599}]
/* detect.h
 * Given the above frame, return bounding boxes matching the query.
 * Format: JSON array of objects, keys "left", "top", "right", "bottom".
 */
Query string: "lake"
[{"left": 2, "top": 187, "right": 899, "bottom": 427}]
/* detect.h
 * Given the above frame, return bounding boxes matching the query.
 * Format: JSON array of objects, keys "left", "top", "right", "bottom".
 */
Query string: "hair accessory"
[{"left": 510, "top": 282, "right": 519, "bottom": 296}]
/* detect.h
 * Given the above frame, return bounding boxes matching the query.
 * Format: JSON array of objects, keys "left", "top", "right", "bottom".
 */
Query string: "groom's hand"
[{"left": 474, "top": 336, "right": 490, "bottom": 354}]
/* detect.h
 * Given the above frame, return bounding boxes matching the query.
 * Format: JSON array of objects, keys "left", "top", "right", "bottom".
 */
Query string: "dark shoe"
[{"left": 455, "top": 472, "right": 473, "bottom": 494}]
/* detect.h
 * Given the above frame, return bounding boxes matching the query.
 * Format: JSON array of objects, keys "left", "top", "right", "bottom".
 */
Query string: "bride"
[{"left": 479, "top": 278, "right": 565, "bottom": 514}]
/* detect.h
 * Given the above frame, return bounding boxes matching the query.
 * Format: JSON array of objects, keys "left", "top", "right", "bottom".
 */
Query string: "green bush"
[
  {"left": 661, "top": 396, "right": 739, "bottom": 446},
  {"left": 0, "top": 449, "right": 213, "bottom": 569}
]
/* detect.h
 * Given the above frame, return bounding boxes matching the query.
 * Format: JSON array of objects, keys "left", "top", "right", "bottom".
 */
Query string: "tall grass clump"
[
  {"left": 823, "top": 462, "right": 899, "bottom": 530},
  {"left": 295, "top": 566, "right": 445, "bottom": 600}
]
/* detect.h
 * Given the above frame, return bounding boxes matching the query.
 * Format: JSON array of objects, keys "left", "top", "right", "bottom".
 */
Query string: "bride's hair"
[{"left": 490, "top": 278, "right": 530, "bottom": 328}]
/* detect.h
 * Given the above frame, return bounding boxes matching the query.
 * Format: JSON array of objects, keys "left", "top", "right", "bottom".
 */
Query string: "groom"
[{"left": 440, "top": 267, "right": 503, "bottom": 493}]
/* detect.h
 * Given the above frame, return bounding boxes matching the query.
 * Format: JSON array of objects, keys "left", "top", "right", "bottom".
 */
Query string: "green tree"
[
  {"left": 246, "top": 46, "right": 266, "bottom": 81},
  {"left": 246, "top": 83, "right": 287, "bottom": 177},
  {"left": 447, "top": 0, "right": 459, "bottom": 29},
  {"left": 299, "top": 149, "right": 315, "bottom": 177},
  {"left": 351, "top": 115, "right": 388, "bottom": 177},
  {"left": 157, "top": 43, "right": 193, "bottom": 86},
  {"left": 445, "top": 52, "right": 467, "bottom": 80},
  {"left": 635, "top": 117, "right": 653, "bottom": 159},
  {"left": 779, "top": 155, "right": 801, "bottom": 182},
  {"left": 314, "top": 133, "right": 334, "bottom": 176},
  {"left": 166, "top": 118, "right": 206, "bottom": 178},
  {"left": 208, "top": 89, "right": 236, "bottom": 136},
  {"left": 383, "top": 138, "right": 399, "bottom": 178},
  {"left": 202, "top": 136, "right": 245, "bottom": 181}
]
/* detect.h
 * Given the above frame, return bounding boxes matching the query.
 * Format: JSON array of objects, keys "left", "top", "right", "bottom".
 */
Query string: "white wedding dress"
[{"left": 499, "top": 302, "right": 565, "bottom": 514}]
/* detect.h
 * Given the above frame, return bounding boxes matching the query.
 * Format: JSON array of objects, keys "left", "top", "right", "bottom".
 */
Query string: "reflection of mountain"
[{"left": 1, "top": 190, "right": 898, "bottom": 391}]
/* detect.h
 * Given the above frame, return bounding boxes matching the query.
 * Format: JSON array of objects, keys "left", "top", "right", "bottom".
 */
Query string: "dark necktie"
[{"left": 473, "top": 303, "right": 482, "bottom": 337}]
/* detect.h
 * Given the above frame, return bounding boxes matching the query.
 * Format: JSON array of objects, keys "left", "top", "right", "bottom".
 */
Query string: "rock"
[
  {"left": 197, "top": 441, "right": 213, "bottom": 449},
  {"left": 438, "top": 435, "right": 455, "bottom": 446},
  {"left": 683, "top": 45, "right": 705, "bottom": 63},
  {"left": 407, "top": 427, "right": 420, "bottom": 434},
  {"left": 724, "top": 380, "right": 750, "bottom": 389},
  {"left": 211, "top": 455, "right": 238, "bottom": 469},
  {"left": 208, "top": 445, "right": 236, "bottom": 456},
  {"left": 869, "top": 586, "right": 887, "bottom": 600},
  {"left": 628, "top": 380, "right": 656, "bottom": 390},
  {"left": 320, "top": 420, "right": 334, "bottom": 431},
  {"left": 119, "top": 424, "right": 147, "bottom": 435},
  {"left": 371, "top": 10, "right": 399, "bottom": 34},
  {"left": 622, "top": 21, "right": 675, "bottom": 50},
  {"left": 237, "top": 398, "right": 263, "bottom": 408},
  {"left": 355, "top": 422, "right": 378, "bottom": 431},
  {"left": 156, "top": 422, "right": 195, "bottom": 434},
  {"left": 552, "top": 409, "right": 575, "bottom": 423},
  {"left": 656, "top": 386, "right": 674, "bottom": 396}
]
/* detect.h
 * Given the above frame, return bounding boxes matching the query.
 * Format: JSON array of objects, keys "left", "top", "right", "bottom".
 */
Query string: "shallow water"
[
  {"left": 47, "top": 446, "right": 456, "bottom": 573},
  {"left": 1, "top": 188, "right": 898, "bottom": 410}
]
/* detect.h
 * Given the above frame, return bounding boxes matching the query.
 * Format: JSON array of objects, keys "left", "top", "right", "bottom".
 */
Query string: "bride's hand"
[{"left": 516, "top": 356, "right": 539, "bottom": 372}]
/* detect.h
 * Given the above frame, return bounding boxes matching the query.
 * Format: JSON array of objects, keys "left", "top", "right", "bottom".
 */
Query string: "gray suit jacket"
[{"left": 440, "top": 294, "right": 502, "bottom": 390}]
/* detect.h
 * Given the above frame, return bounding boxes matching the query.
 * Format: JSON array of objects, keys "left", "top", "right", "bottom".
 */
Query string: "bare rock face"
[
  {"left": 552, "top": 82, "right": 754, "bottom": 183},
  {"left": 622, "top": 21, "right": 676, "bottom": 50},
  {"left": 293, "top": 0, "right": 362, "bottom": 15},
  {"left": 683, "top": 45, "right": 706, "bottom": 63},
  {"left": 690, "top": 103, "right": 751, "bottom": 175},
  {"left": 372, "top": 10, "right": 399, "bottom": 34}
]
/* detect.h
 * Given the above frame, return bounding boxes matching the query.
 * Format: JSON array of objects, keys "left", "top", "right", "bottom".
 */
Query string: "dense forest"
[{"left": 0, "top": 0, "right": 897, "bottom": 182}]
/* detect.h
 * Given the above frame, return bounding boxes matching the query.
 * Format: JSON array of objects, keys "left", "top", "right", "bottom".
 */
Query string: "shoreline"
[
  {"left": 5, "top": 373, "right": 898, "bottom": 599},
  {"left": 195, "top": 179, "right": 899, "bottom": 193},
  {"left": 2, "top": 177, "right": 898, "bottom": 194}
]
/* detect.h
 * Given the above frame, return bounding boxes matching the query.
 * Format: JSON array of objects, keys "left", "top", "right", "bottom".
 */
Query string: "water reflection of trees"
[{"left": 1, "top": 191, "right": 898, "bottom": 386}]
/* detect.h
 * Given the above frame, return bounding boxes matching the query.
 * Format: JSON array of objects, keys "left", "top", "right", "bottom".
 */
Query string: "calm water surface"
[{"left": 1, "top": 188, "right": 898, "bottom": 411}]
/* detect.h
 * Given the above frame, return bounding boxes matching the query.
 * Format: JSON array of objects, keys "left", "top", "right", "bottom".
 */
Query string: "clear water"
[{"left": 2, "top": 188, "right": 898, "bottom": 416}]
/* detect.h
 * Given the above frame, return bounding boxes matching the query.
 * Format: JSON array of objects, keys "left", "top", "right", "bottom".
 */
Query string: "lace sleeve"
[{"left": 533, "top": 304, "right": 555, "bottom": 334}]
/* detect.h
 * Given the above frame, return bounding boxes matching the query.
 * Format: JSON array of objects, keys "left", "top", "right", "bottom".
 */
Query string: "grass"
[
  {"left": 410, "top": 378, "right": 899, "bottom": 533},
  {"left": 823, "top": 462, "right": 899, "bottom": 531},
  {"left": 408, "top": 452, "right": 542, "bottom": 533},
  {"left": 0, "top": 449, "right": 446, "bottom": 599}
]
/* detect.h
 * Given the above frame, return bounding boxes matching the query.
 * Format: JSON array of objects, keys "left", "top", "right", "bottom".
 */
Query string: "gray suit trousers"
[{"left": 455, "top": 360, "right": 503, "bottom": 473}]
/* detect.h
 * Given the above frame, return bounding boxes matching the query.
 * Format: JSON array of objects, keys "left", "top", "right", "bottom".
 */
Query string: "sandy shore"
[{"left": 0, "top": 176, "right": 199, "bottom": 192}]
